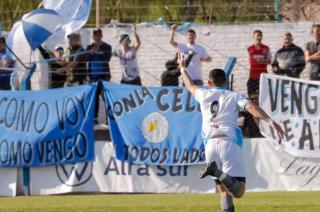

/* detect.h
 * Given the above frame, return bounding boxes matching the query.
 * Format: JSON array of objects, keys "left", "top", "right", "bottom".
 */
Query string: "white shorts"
[{"left": 205, "top": 138, "right": 245, "bottom": 178}]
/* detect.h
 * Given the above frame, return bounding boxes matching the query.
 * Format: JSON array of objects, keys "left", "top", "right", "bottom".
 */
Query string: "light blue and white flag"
[
  {"left": 7, "top": 9, "right": 63, "bottom": 62},
  {"left": 103, "top": 82, "right": 206, "bottom": 166},
  {"left": 41, "top": 0, "right": 92, "bottom": 36}
]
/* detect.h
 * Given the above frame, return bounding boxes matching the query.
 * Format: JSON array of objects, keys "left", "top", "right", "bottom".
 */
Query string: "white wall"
[{"left": 97, "top": 22, "right": 313, "bottom": 95}]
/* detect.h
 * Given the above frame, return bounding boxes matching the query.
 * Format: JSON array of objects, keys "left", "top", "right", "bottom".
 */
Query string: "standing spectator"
[
  {"left": 0, "top": 37, "right": 15, "bottom": 90},
  {"left": 86, "top": 28, "right": 112, "bottom": 124},
  {"left": 170, "top": 25, "right": 212, "bottom": 86},
  {"left": 39, "top": 45, "right": 67, "bottom": 88},
  {"left": 115, "top": 25, "right": 142, "bottom": 85},
  {"left": 57, "top": 33, "right": 87, "bottom": 86},
  {"left": 305, "top": 24, "right": 320, "bottom": 81},
  {"left": 272, "top": 32, "right": 305, "bottom": 78},
  {"left": 87, "top": 28, "right": 112, "bottom": 82},
  {"left": 247, "top": 30, "right": 271, "bottom": 96}
]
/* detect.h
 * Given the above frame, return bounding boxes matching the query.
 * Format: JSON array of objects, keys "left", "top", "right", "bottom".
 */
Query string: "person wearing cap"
[
  {"left": 38, "top": 45, "right": 67, "bottom": 88},
  {"left": 272, "top": 32, "right": 305, "bottom": 78},
  {"left": 86, "top": 28, "right": 112, "bottom": 124},
  {"left": 170, "top": 24, "right": 212, "bottom": 86},
  {"left": 305, "top": 24, "right": 320, "bottom": 80},
  {"left": 57, "top": 33, "right": 87, "bottom": 85},
  {"left": 114, "top": 25, "right": 142, "bottom": 85},
  {"left": 0, "top": 37, "right": 15, "bottom": 90}
]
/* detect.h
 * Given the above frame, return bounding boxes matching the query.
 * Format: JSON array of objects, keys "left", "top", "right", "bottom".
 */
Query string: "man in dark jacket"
[
  {"left": 86, "top": 28, "right": 112, "bottom": 124},
  {"left": 161, "top": 53, "right": 180, "bottom": 86},
  {"left": 161, "top": 51, "right": 194, "bottom": 86},
  {"left": 272, "top": 32, "right": 306, "bottom": 78}
]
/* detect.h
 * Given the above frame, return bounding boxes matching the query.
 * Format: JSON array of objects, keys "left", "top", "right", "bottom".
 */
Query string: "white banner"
[
  {"left": 259, "top": 74, "right": 320, "bottom": 158},
  {"left": 0, "top": 168, "right": 17, "bottom": 196},
  {"left": 245, "top": 138, "right": 320, "bottom": 191},
  {"left": 29, "top": 139, "right": 320, "bottom": 195},
  {"left": 30, "top": 142, "right": 215, "bottom": 195}
]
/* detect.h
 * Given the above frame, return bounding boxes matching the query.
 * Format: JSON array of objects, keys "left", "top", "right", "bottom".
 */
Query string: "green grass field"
[{"left": 0, "top": 192, "right": 319, "bottom": 212}]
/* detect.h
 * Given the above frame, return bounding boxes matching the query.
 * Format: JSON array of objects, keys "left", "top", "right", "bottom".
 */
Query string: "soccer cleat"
[{"left": 199, "top": 161, "right": 219, "bottom": 178}]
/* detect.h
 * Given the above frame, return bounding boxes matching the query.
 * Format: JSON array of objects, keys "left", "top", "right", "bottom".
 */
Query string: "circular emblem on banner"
[
  {"left": 142, "top": 112, "right": 169, "bottom": 144},
  {"left": 55, "top": 162, "right": 93, "bottom": 187}
]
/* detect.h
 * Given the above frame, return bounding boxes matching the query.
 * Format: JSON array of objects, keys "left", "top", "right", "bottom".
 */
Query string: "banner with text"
[
  {"left": 0, "top": 84, "right": 96, "bottom": 167},
  {"left": 103, "top": 82, "right": 205, "bottom": 166},
  {"left": 29, "top": 139, "right": 320, "bottom": 195},
  {"left": 260, "top": 74, "right": 320, "bottom": 158},
  {"left": 30, "top": 142, "right": 214, "bottom": 195}
]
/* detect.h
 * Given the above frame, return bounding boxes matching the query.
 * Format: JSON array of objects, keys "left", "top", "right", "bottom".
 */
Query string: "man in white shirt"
[
  {"left": 177, "top": 53, "right": 285, "bottom": 212},
  {"left": 170, "top": 25, "right": 212, "bottom": 86}
]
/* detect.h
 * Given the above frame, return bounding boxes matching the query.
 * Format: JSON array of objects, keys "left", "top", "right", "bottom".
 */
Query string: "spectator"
[
  {"left": 161, "top": 51, "right": 194, "bottom": 86},
  {"left": 115, "top": 25, "right": 142, "bottom": 85},
  {"left": 240, "top": 92, "right": 263, "bottom": 138},
  {"left": 39, "top": 45, "right": 67, "bottom": 88},
  {"left": 86, "top": 28, "right": 112, "bottom": 124},
  {"left": 247, "top": 30, "right": 271, "bottom": 96},
  {"left": 87, "top": 28, "right": 112, "bottom": 82},
  {"left": 170, "top": 25, "right": 212, "bottom": 86},
  {"left": 57, "top": 33, "right": 87, "bottom": 86},
  {"left": 0, "top": 37, "right": 15, "bottom": 90},
  {"left": 305, "top": 23, "right": 320, "bottom": 81},
  {"left": 272, "top": 32, "right": 305, "bottom": 78}
]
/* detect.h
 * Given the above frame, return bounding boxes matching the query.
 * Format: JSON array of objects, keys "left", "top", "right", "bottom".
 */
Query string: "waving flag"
[
  {"left": 7, "top": 9, "right": 63, "bottom": 59},
  {"left": 41, "top": 0, "right": 92, "bottom": 36}
]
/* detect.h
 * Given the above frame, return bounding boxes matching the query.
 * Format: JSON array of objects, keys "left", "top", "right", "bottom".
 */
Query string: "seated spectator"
[
  {"left": 161, "top": 51, "right": 195, "bottom": 86},
  {"left": 305, "top": 23, "right": 320, "bottom": 81},
  {"left": 0, "top": 37, "right": 15, "bottom": 90},
  {"left": 247, "top": 30, "right": 271, "bottom": 96},
  {"left": 240, "top": 92, "right": 263, "bottom": 138},
  {"left": 161, "top": 53, "right": 180, "bottom": 86},
  {"left": 114, "top": 25, "right": 142, "bottom": 85},
  {"left": 39, "top": 45, "right": 67, "bottom": 88},
  {"left": 57, "top": 33, "right": 87, "bottom": 86},
  {"left": 272, "top": 32, "right": 305, "bottom": 78}
]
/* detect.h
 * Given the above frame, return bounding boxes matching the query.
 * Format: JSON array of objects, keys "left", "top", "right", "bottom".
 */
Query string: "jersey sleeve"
[{"left": 236, "top": 94, "right": 251, "bottom": 111}]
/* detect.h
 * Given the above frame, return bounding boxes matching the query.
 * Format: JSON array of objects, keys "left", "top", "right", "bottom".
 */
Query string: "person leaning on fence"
[
  {"left": 114, "top": 25, "right": 142, "bottom": 85},
  {"left": 0, "top": 37, "right": 15, "bottom": 90},
  {"left": 170, "top": 25, "right": 212, "bottom": 86},
  {"left": 247, "top": 30, "right": 271, "bottom": 96},
  {"left": 161, "top": 51, "right": 194, "bottom": 86},
  {"left": 271, "top": 32, "right": 305, "bottom": 78},
  {"left": 57, "top": 33, "right": 87, "bottom": 86},
  {"left": 86, "top": 28, "right": 112, "bottom": 124},
  {"left": 305, "top": 23, "right": 320, "bottom": 81},
  {"left": 38, "top": 45, "right": 67, "bottom": 88}
]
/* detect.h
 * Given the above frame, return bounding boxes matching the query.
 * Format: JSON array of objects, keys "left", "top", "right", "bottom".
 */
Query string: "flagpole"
[
  {"left": 96, "top": 0, "right": 100, "bottom": 27},
  {"left": 5, "top": 43, "right": 28, "bottom": 69}
]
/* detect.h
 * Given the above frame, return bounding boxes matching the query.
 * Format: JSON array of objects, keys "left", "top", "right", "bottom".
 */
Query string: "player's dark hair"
[
  {"left": 253, "top": 29, "right": 262, "bottom": 35},
  {"left": 187, "top": 29, "right": 196, "bottom": 35},
  {"left": 209, "top": 69, "right": 226, "bottom": 86}
]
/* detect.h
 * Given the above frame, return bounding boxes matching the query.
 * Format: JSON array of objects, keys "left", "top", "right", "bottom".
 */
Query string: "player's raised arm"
[
  {"left": 177, "top": 53, "right": 198, "bottom": 95},
  {"left": 245, "top": 102, "right": 286, "bottom": 140}
]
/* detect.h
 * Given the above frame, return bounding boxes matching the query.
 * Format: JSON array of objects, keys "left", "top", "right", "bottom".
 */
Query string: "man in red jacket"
[{"left": 247, "top": 30, "right": 271, "bottom": 96}]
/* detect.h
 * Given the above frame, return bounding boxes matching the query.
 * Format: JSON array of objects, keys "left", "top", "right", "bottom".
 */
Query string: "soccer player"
[{"left": 177, "top": 53, "right": 285, "bottom": 212}]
